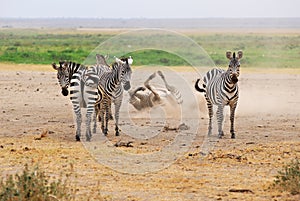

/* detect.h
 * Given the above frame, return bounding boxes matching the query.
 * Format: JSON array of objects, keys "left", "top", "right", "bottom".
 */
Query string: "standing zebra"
[
  {"left": 52, "top": 61, "right": 107, "bottom": 141},
  {"left": 195, "top": 50, "right": 243, "bottom": 139},
  {"left": 94, "top": 55, "right": 133, "bottom": 136}
]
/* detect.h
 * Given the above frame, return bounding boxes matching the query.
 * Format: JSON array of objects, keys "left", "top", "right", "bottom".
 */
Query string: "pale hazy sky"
[{"left": 0, "top": 0, "right": 299, "bottom": 18}]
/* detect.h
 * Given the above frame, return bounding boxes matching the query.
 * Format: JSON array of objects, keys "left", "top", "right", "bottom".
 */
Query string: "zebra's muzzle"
[
  {"left": 123, "top": 82, "right": 131, "bottom": 91},
  {"left": 231, "top": 75, "right": 238, "bottom": 84},
  {"left": 61, "top": 87, "right": 69, "bottom": 96}
]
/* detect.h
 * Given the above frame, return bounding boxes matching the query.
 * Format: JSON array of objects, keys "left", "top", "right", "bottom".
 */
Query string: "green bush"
[
  {"left": 0, "top": 164, "right": 73, "bottom": 201},
  {"left": 274, "top": 159, "right": 300, "bottom": 195}
]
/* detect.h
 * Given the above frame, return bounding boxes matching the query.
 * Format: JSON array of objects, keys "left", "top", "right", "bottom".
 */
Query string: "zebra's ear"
[
  {"left": 237, "top": 50, "right": 243, "bottom": 60},
  {"left": 96, "top": 54, "right": 105, "bottom": 65},
  {"left": 128, "top": 56, "right": 133, "bottom": 65},
  {"left": 52, "top": 63, "right": 58, "bottom": 70},
  {"left": 226, "top": 51, "right": 232, "bottom": 60},
  {"left": 58, "top": 61, "right": 66, "bottom": 69},
  {"left": 96, "top": 54, "right": 100, "bottom": 65}
]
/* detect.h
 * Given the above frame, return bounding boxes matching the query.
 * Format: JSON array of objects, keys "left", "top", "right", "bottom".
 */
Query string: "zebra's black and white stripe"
[
  {"left": 94, "top": 56, "right": 133, "bottom": 136},
  {"left": 195, "top": 50, "right": 243, "bottom": 139}
]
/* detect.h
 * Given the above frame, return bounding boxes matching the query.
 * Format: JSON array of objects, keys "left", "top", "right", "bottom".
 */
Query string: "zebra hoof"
[
  {"left": 137, "top": 86, "right": 146, "bottom": 91},
  {"left": 75, "top": 135, "right": 80, "bottom": 141},
  {"left": 149, "top": 72, "right": 156, "bottom": 79},
  {"left": 217, "top": 131, "right": 224, "bottom": 137},
  {"left": 231, "top": 134, "right": 236, "bottom": 139},
  {"left": 115, "top": 131, "right": 120, "bottom": 136},
  {"left": 86, "top": 134, "right": 91, "bottom": 141},
  {"left": 207, "top": 129, "right": 212, "bottom": 136},
  {"left": 103, "top": 129, "right": 108, "bottom": 136}
]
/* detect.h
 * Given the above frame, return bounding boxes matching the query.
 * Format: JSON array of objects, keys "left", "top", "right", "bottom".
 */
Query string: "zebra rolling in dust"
[
  {"left": 195, "top": 50, "right": 243, "bottom": 139},
  {"left": 128, "top": 70, "right": 183, "bottom": 111}
]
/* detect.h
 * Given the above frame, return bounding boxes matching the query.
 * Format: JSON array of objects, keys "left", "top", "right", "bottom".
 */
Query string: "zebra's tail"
[{"left": 195, "top": 78, "right": 206, "bottom": 93}]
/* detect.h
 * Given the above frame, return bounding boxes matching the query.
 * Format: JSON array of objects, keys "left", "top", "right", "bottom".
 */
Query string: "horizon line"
[{"left": 1, "top": 17, "right": 300, "bottom": 20}]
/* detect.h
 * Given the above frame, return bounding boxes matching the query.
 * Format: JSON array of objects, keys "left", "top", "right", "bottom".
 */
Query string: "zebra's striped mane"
[{"left": 64, "top": 61, "right": 86, "bottom": 83}]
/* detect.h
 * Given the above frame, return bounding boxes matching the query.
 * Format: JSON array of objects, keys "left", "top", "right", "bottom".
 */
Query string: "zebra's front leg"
[
  {"left": 230, "top": 102, "right": 237, "bottom": 139},
  {"left": 114, "top": 97, "right": 122, "bottom": 136},
  {"left": 216, "top": 104, "right": 225, "bottom": 138},
  {"left": 114, "top": 111, "right": 120, "bottom": 136}
]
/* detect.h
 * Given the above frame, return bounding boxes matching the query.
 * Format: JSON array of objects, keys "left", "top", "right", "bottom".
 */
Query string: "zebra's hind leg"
[
  {"left": 73, "top": 105, "right": 82, "bottom": 141},
  {"left": 85, "top": 107, "right": 94, "bottom": 141},
  {"left": 157, "top": 70, "right": 174, "bottom": 92},
  {"left": 100, "top": 104, "right": 107, "bottom": 136},
  {"left": 103, "top": 99, "right": 111, "bottom": 136},
  {"left": 206, "top": 96, "right": 213, "bottom": 136},
  {"left": 230, "top": 102, "right": 238, "bottom": 139},
  {"left": 144, "top": 72, "right": 160, "bottom": 103},
  {"left": 216, "top": 104, "right": 225, "bottom": 139},
  {"left": 93, "top": 105, "right": 98, "bottom": 134},
  {"left": 158, "top": 70, "right": 183, "bottom": 104}
]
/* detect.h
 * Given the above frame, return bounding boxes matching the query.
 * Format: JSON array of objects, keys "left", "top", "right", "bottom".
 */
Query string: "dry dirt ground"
[{"left": 0, "top": 65, "right": 300, "bottom": 201}]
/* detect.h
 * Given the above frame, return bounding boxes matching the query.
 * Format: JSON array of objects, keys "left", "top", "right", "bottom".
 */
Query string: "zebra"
[
  {"left": 93, "top": 54, "right": 112, "bottom": 133},
  {"left": 94, "top": 55, "right": 133, "bottom": 136},
  {"left": 128, "top": 70, "right": 183, "bottom": 111},
  {"left": 195, "top": 50, "right": 243, "bottom": 139},
  {"left": 52, "top": 61, "right": 107, "bottom": 141}
]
